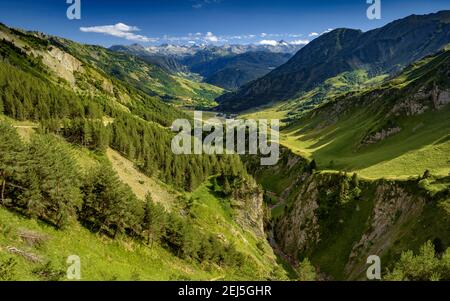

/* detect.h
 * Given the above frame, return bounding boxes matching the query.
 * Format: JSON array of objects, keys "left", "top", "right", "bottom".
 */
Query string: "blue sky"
[{"left": 0, "top": 0, "right": 448, "bottom": 47}]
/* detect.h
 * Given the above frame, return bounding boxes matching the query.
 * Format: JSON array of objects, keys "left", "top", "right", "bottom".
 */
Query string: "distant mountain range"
[
  {"left": 217, "top": 10, "right": 450, "bottom": 112},
  {"left": 110, "top": 41, "right": 302, "bottom": 90}
]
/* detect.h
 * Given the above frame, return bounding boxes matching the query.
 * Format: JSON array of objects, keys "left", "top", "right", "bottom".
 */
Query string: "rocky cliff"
[{"left": 248, "top": 149, "right": 450, "bottom": 280}]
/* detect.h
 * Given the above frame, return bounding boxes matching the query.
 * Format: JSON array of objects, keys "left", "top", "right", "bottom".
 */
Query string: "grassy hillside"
[
  {"left": 239, "top": 70, "right": 388, "bottom": 123},
  {"left": 281, "top": 70, "right": 388, "bottom": 120},
  {"left": 0, "top": 206, "right": 217, "bottom": 281},
  {"left": 0, "top": 199, "right": 280, "bottom": 281},
  {"left": 280, "top": 49, "right": 450, "bottom": 179}
]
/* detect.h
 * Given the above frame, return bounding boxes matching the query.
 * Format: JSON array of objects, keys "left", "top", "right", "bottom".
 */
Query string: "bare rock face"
[
  {"left": 432, "top": 86, "right": 450, "bottom": 110},
  {"left": 344, "top": 182, "right": 425, "bottom": 279},
  {"left": 232, "top": 184, "right": 266, "bottom": 238},
  {"left": 362, "top": 126, "right": 402, "bottom": 145},
  {"left": 391, "top": 85, "right": 450, "bottom": 116},
  {"left": 274, "top": 174, "right": 429, "bottom": 280},
  {"left": 275, "top": 175, "right": 321, "bottom": 255},
  {"left": 391, "top": 98, "right": 428, "bottom": 116},
  {"left": 39, "top": 46, "right": 83, "bottom": 85},
  {"left": 265, "top": 149, "right": 437, "bottom": 280}
]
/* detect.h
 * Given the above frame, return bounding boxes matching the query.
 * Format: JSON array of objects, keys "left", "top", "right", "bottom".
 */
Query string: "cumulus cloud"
[
  {"left": 258, "top": 40, "right": 279, "bottom": 46},
  {"left": 289, "top": 39, "right": 310, "bottom": 45},
  {"left": 205, "top": 32, "right": 219, "bottom": 42},
  {"left": 161, "top": 31, "right": 226, "bottom": 44},
  {"left": 308, "top": 32, "right": 319, "bottom": 37},
  {"left": 80, "top": 23, "right": 157, "bottom": 43},
  {"left": 258, "top": 39, "right": 309, "bottom": 46}
]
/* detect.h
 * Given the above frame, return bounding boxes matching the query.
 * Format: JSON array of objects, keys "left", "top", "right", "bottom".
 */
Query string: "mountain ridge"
[
  {"left": 217, "top": 10, "right": 450, "bottom": 112},
  {"left": 110, "top": 42, "right": 301, "bottom": 90}
]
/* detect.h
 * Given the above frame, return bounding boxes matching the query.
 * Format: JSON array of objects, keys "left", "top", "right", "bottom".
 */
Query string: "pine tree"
[
  {"left": 296, "top": 258, "right": 316, "bottom": 281},
  {"left": 212, "top": 177, "right": 221, "bottom": 193},
  {"left": 26, "top": 135, "right": 82, "bottom": 228},
  {"left": 142, "top": 193, "right": 165, "bottom": 246},
  {"left": 0, "top": 122, "right": 26, "bottom": 205},
  {"left": 80, "top": 164, "right": 141, "bottom": 237},
  {"left": 223, "top": 177, "right": 232, "bottom": 196}
]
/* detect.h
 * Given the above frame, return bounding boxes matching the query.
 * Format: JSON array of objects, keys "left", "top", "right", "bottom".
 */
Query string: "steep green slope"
[
  {"left": 281, "top": 48, "right": 450, "bottom": 179},
  {"left": 218, "top": 10, "right": 450, "bottom": 112},
  {"left": 0, "top": 206, "right": 222, "bottom": 281},
  {"left": 0, "top": 24, "right": 234, "bottom": 191},
  {"left": 280, "top": 70, "right": 388, "bottom": 120},
  {"left": 240, "top": 48, "right": 450, "bottom": 280}
]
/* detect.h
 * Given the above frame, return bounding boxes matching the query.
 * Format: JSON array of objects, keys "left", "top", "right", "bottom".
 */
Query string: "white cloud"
[
  {"left": 258, "top": 40, "right": 279, "bottom": 46},
  {"left": 287, "top": 34, "right": 303, "bottom": 38},
  {"left": 289, "top": 39, "right": 310, "bottom": 45},
  {"left": 308, "top": 32, "right": 319, "bottom": 37},
  {"left": 80, "top": 23, "right": 157, "bottom": 43},
  {"left": 321, "top": 28, "right": 334, "bottom": 35},
  {"left": 205, "top": 32, "right": 219, "bottom": 42}
]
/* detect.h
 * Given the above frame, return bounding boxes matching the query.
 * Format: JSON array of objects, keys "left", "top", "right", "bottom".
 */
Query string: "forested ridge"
[
  {"left": 0, "top": 25, "right": 272, "bottom": 278},
  {"left": 0, "top": 40, "right": 248, "bottom": 191}
]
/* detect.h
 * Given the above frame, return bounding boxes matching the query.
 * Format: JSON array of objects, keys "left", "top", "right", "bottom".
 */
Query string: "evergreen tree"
[
  {"left": 80, "top": 164, "right": 141, "bottom": 237},
  {"left": 296, "top": 258, "right": 316, "bottom": 281},
  {"left": 385, "top": 241, "right": 449, "bottom": 281},
  {"left": 223, "top": 177, "right": 232, "bottom": 196},
  {"left": 26, "top": 135, "right": 82, "bottom": 228},
  {"left": 142, "top": 193, "right": 165, "bottom": 246},
  {"left": 0, "top": 122, "right": 26, "bottom": 204}
]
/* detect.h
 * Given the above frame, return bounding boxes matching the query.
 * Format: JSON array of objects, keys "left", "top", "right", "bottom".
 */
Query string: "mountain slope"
[
  {"left": 242, "top": 47, "right": 450, "bottom": 280},
  {"left": 190, "top": 51, "right": 292, "bottom": 90},
  {"left": 218, "top": 10, "right": 450, "bottom": 112},
  {"left": 111, "top": 42, "right": 298, "bottom": 90},
  {"left": 109, "top": 44, "right": 189, "bottom": 74},
  {"left": 47, "top": 36, "right": 223, "bottom": 108},
  {"left": 281, "top": 47, "right": 450, "bottom": 179}
]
